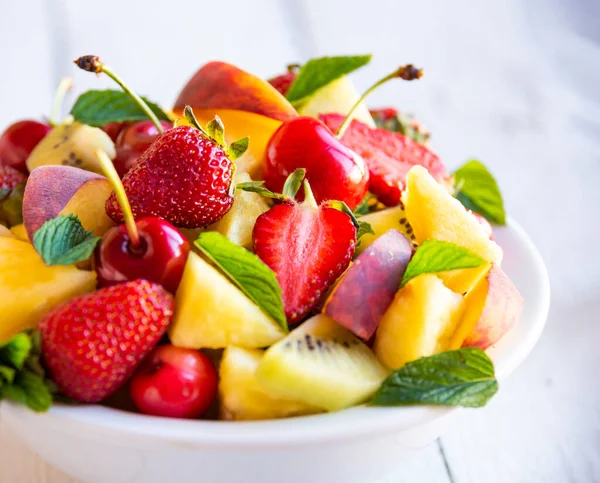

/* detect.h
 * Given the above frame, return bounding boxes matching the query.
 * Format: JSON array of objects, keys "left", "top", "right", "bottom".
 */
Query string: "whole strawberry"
[
  {"left": 267, "top": 65, "right": 299, "bottom": 96},
  {"left": 105, "top": 107, "right": 248, "bottom": 228},
  {"left": 0, "top": 165, "right": 26, "bottom": 192},
  {"left": 253, "top": 177, "right": 356, "bottom": 324},
  {"left": 39, "top": 279, "right": 174, "bottom": 403}
]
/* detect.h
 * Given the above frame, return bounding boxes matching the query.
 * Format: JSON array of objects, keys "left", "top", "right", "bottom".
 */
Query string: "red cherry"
[
  {"left": 95, "top": 216, "right": 190, "bottom": 294},
  {"left": 263, "top": 117, "right": 369, "bottom": 209},
  {"left": 102, "top": 122, "right": 129, "bottom": 143},
  {"left": 129, "top": 345, "right": 218, "bottom": 419},
  {"left": 0, "top": 120, "right": 51, "bottom": 172},
  {"left": 113, "top": 120, "right": 172, "bottom": 176}
]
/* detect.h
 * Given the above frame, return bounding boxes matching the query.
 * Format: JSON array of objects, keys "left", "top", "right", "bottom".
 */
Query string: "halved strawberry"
[
  {"left": 320, "top": 113, "right": 448, "bottom": 206},
  {"left": 39, "top": 279, "right": 174, "bottom": 403},
  {"left": 253, "top": 181, "right": 356, "bottom": 324}
]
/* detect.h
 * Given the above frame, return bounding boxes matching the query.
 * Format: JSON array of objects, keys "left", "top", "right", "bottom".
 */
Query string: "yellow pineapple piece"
[
  {"left": 9, "top": 224, "right": 29, "bottom": 242},
  {"left": 219, "top": 346, "right": 319, "bottom": 420},
  {"left": 0, "top": 238, "right": 97, "bottom": 343},
  {"left": 0, "top": 225, "right": 14, "bottom": 238},
  {"left": 403, "top": 166, "right": 502, "bottom": 293},
  {"left": 356, "top": 205, "right": 417, "bottom": 254},
  {"left": 169, "top": 252, "right": 286, "bottom": 349},
  {"left": 374, "top": 274, "right": 465, "bottom": 369}
]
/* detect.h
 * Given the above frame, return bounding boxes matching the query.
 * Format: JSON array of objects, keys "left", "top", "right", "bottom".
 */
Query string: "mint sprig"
[
  {"left": 195, "top": 232, "right": 288, "bottom": 332},
  {"left": 0, "top": 331, "right": 53, "bottom": 412},
  {"left": 285, "top": 55, "right": 372, "bottom": 105},
  {"left": 33, "top": 214, "right": 101, "bottom": 266},
  {"left": 401, "top": 240, "right": 485, "bottom": 287},
  {"left": 70, "top": 89, "right": 171, "bottom": 127},
  {"left": 454, "top": 160, "right": 506, "bottom": 225},
  {"left": 372, "top": 348, "right": 498, "bottom": 408}
]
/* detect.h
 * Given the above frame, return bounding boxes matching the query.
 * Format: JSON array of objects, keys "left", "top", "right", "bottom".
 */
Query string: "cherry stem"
[
  {"left": 336, "top": 64, "right": 423, "bottom": 138},
  {"left": 302, "top": 179, "right": 319, "bottom": 209},
  {"left": 74, "top": 56, "right": 164, "bottom": 134},
  {"left": 49, "top": 77, "right": 73, "bottom": 127},
  {"left": 96, "top": 149, "right": 140, "bottom": 247}
]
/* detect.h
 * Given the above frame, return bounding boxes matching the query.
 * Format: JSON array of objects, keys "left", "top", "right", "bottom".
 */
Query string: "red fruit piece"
[
  {"left": 129, "top": 344, "right": 218, "bottom": 419},
  {"left": 106, "top": 125, "right": 234, "bottom": 228},
  {"left": 268, "top": 71, "right": 297, "bottom": 96},
  {"left": 0, "top": 120, "right": 51, "bottom": 172},
  {"left": 253, "top": 183, "right": 356, "bottom": 324},
  {"left": 102, "top": 122, "right": 129, "bottom": 143},
  {"left": 320, "top": 113, "right": 448, "bottom": 206},
  {"left": 39, "top": 279, "right": 174, "bottom": 403},
  {"left": 0, "top": 165, "right": 27, "bottom": 193}
]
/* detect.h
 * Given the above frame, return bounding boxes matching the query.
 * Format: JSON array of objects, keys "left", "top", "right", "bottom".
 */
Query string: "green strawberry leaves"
[
  {"left": 70, "top": 89, "right": 171, "bottom": 126},
  {"left": 401, "top": 240, "right": 486, "bottom": 287},
  {"left": 195, "top": 232, "right": 288, "bottom": 332},
  {"left": 285, "top": 55, "right": 372, "bottom": 105},
  {"left": 325, "top": 200, "right": 373, "bottom": 241},
  {"left": 33, "top": 214, "right": 101, "bottom": 266},
  {"left": 236, "top": 169, "right": 305, "bottom": 203},
  {"left": 372, "top": 348, "right": 498, "bottom": 408},
  {"left": 454, "top": 160, "right": 506, "bottom": 225}
]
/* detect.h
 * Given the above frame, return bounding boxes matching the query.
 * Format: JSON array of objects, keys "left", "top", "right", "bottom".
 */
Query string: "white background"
[{"left": 1, "top": 0, "right": 599, "bottom": 481}]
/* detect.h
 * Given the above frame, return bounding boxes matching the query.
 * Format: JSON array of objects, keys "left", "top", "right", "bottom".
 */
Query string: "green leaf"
[
  {"left": 206, "top": 116, "right": 226, "bottom": 148},
  {"left": 356, "top": 220, "right": 375, "bottom": 241},
  {"left": 372, "top": 348, "right": 498, "bottom": 408},
  {"left": 353, "top": 193, "right": 377, "bottom": 216},
  {"left": 454, "top": 160, "right": 506, "bottom": 225},
  {"left": 70, "top": 89, "right": 171, "bottom": 127},
  {"left": 0, "top": 333, "right": 32, "bottom": 370},
  {"left": 285, "top": 55, "right": 372, "bottom": 104},
  {"left": 282, "top": 169, "right": 306, "bottom": 199},
  {"left": 226, "top": 137, "right": 249, "bottom": 161},
  {"left": 0, "top": 182, "right": 25, "bottom": 227},
  {"left": 371, "top": 110, "right": 430, "bottom": 144},
  {"left": 33, "top": 214, "right": 101, "bottom": 266},
  {"left": 236, "top": 181, "right": 290, "bottom": 203},
  {"left": 195, "top": 232, "right": 288, "bottom": 331},
  {"left": 3, "top": 370, "right": 53, "bottom": 412},
  {"left": 0, "top": 366, "right": 16, "bottom": 385},
  {"left": 401, "top": 240, "right": 485, "bottom": 286}
]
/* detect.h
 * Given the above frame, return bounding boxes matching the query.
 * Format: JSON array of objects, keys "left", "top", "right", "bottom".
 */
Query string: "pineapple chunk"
[
  {"left": 0, "top": 238, "right": 97, "bottom": 343},
  {"left": 356, "top": 205, "right": 417, "bottom": 254},
  {"left": 219, "top": 346, "right": 318, "bottom": 420},
  {"left": 9, "top": 224, "right": 29, "bottom": 242},
  {"left": 403, "top": 166, "right": 502, "bottom": 293},
  {"left": 0, "top": 225, "right": 14, "bottom": 238},
  {"left": 374, "top": 274, "right": 465, "bottom": 369},
  {"left": 169, "top": 253, "right": 286, "bottom": 349}
]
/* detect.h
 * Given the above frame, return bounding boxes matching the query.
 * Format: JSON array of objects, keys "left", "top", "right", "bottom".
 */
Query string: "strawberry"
[
  {"left": 106, "top": 111, "right": 247, "bottom": 229},
  {"left": 267, "top": 65, "right": 299, "bottom": 96},
  {"left": 320, "top": 113, "right": 448, "bottom": 206},
  {"left": 253, "top": 181, "right": 356, "bottom": 324},
  {"left": 0, "top": 165, "right": 26, "bottom": 195},
  {"left": 39, "top": 279, "right": 174, "bottom": 403},
  {"left": 369, "top": 107, "right": 430, "bottom": 144}
]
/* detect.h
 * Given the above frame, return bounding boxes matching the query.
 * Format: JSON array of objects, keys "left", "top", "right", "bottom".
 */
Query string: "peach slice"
[
  {"left": 174, "top": 107, "right": 282, "bottom": 180},
  {"left": 23, "top": 165, "right": 114, "bottom": 242},
  {"left": 374, "top": 274, "right": 465, "bottom": 369},
  {"left": 450, "top": 265, "right": 523, "bottom": 350},
  {"left": 174, "top": 61, "right": 297, "bottom": 122},
  {"left": 324, "top": 230, "right": 412, "bottom": 340},
  {"left": 0, "top": 225, "right": 14, "bottom": 238},
  {"left": 0, "top": 237, "right": 97, "bottom": 343}
]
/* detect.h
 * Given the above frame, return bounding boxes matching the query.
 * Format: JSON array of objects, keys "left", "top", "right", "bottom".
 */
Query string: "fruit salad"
[{"left": 0, "top": 54, "right": 523, "bottom": 420}]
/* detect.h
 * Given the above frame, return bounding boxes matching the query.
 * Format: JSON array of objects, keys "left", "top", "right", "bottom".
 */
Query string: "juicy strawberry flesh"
[
  {"left": 253, "top": 203, "right": 356, "bottom": 324},
  {"left": 39, "top": 280, "right": 174, "bottom": 403},
  {"left": 268, "top": 71, "right": 297, "bottom": 96},
  {"left": 320, "top": 113, "right": 448, "bottom": 206},
  {"left": 0, "top": 165, "right": 26, "bottom": 192},
  {"left": 369, "top": 108, "right": 398, "bottom": 123},
  {"left": 106, "top": 126, "right": 234, "bottom": 228}
]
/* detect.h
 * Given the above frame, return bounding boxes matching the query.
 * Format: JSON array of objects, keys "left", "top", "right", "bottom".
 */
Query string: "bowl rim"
[{"left": 1, "top": 216, "right": 550, "bottom": 447}]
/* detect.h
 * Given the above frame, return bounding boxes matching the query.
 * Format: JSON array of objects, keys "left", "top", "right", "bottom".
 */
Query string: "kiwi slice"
[{"left": 256, "top": 314, "right": 389, "bottom": 412}]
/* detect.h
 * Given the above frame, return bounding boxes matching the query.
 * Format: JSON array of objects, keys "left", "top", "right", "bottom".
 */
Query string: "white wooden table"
[{"left": 1, "top": 0, "right": 599, "bottom": 481}]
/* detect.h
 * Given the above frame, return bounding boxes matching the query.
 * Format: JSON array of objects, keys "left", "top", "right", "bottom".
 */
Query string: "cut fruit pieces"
[
  {"left": 298, "top": 76, "right": 375, "bottom": 127},
  {"left": 0, "top": 237, "right": 97, "bottom": 343},
  {"left": 8, "top": 224, "right": 26, "bottom": 241},
  {"left": 219, "top": 346, "right": 319, "bottom": 420},
  {"left": 403, "top": 166, "right": 503, "bottom": 293},
  {"left": 450, "top": 265, "right": 523, "bottom": 350},
  {"left": 206, "top": 172, "right": 270, "bottom": 248},
  {"left": 374, "top": 274, "right": 465, "bottom": 369},
  {"left": 169, "top": 252, "right": 286, "bottom": 349},
  {"left": 256, "top": 314, "right": 389, "bottom": 411},
  {"left": 0, "top": 225, "right": 14, "bottom": 238},
  {"left": 356, "top": 205, "right": 417, "bottom": 254}
]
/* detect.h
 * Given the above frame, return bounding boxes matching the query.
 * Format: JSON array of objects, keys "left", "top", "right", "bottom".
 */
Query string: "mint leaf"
[
  {"left": 454, "top": 160, "right": 506, "bottom": 225},
  {"left": 0, "top": 333, "right": 32, "bottom": 370},
  {"left": 401, "top": 240, "right": 485, "bottom": 286},
  {"left": 2, "top": 370, "right": 53, "bottom": 412},
  {"left": 33, "top": 214, "right": 101, "bottom": 266},
  {"left": 372, "top": 348, "right": 498, "bottom": 408},
  {"left": 195, "top": 232, "right": 288, "bottom": 331},
  {"left": 282, "top": 169, "right": 306, "bottom": 199},
  {"left": 70, "top": 89, "right": 171, "bottom": 127},
  {"left": 0, "top": 366, "right": 16, "bottom": 385},
  {"left": 285, "top": 55, "right": 372, "bottom": 104}
]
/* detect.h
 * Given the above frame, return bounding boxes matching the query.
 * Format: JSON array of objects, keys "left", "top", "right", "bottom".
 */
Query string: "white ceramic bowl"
[{"left": 1, "top": 218, "right": 550, "bottom": 483}]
